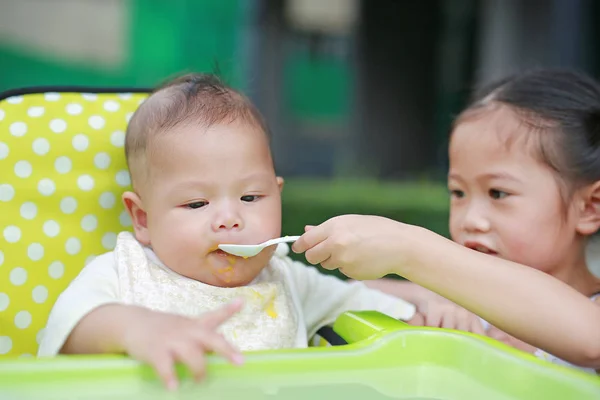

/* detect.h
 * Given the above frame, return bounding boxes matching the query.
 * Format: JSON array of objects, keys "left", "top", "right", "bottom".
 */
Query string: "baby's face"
[
  {"left": 135, "top": 121, "right": 283, "bottom": 287},
  {"left": 447, "top": 106, "right": 583, "bottom": 277}
]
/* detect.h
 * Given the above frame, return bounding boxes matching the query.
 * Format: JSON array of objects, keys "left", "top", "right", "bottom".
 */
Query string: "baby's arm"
[
  {"left": 39, "top": 253, "right": 243, "bottom": 389},
  {"left": 284, "top": 259, "right": 417, "bottom": 338},
  {"left": 361, "top": 279, "right": 445, "bottom": 304}
]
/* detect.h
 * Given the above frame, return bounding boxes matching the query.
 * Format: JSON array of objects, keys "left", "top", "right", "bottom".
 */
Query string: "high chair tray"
[{"left": 0, "top": 311, "right": 598, "bottom": 400}]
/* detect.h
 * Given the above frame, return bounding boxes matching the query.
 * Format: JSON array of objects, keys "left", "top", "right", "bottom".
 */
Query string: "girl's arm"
[
  {"left": 293, "top": 215, "right": 600, "bottom": 367},
  {"left": 394, "top": 227, "right": 600, "bottom": 367}
]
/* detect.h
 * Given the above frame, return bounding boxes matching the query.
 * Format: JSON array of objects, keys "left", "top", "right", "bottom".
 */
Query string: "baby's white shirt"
[{"left": 38, "top": 232, "right": 416, "bottom": 356}]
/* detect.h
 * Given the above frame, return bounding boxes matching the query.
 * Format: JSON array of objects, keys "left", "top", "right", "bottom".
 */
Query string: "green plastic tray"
[{"left": 1, "top": 311, "right": 598, "bottom": 400}]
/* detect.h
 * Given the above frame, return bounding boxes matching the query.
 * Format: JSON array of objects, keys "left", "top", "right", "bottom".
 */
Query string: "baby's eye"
[
  {"left": 449, "top": 189, "right": 465, "bottom": 199},
  {"left": 186, "top": 201, "right": 208, "bottom": 209},
  {"left": 241, "top": 195, "right": 260, "bottom": 202},
  {"left": 489, "top": 189, "right": 509, "bottom": 199}
]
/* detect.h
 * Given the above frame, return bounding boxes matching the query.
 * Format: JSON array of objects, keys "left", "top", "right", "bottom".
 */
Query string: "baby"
[{"left": 37, "top": 73, "right": 416, "bottom": 389}]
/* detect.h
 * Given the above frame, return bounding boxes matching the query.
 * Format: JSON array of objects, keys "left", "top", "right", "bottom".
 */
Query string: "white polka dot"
[
  {"left": 77, "top": 174, "right": 95, "bottom": 191},
  {"left": 32, "top": 138, "right": 50, "bottom": 155},
  {"left": 0, "top": 142, "right": 8, "bottom": 159},
  {"left": 32, "top": 285, "right": 48, "bottom": 304},
  {"left": 119, "top": 210, "right": 132, "bottom": 227},
  {"left": 104, "top": 100, "right": 120, "bottom": 112},
  {"left": 14, "top": 311, "right": 32, "bottom": 329},
  {"left": 10, "top": 122, "right": 27, "bottom": 137},
  {"left": 54, "top": 156, "right": 72, "bottom": 174},
  {"left": 110, "top": 130, "right": 125, "bottom": 147},
  {"left": 36, "top": 328, "right": 46, "bottom": 345},
  {"left": 7, "top": 95, "right": 23, "bottom": 104},
  {"left": 0, "top": 184, "right": 15, "bottom": 202},
  {"left": 66, "top": 237, "right": 81, "bottom": 255},
  {"left": 94, "top": 152, "right": 111, "bottom": 170},
  {"left": 0, "top": 293, "right": 9, "bottom": 311},
  {"left": 81, "top": 214, "right": 98, "bottom": 232},
  {"left": 50, "top": 119, "right": 67, "bottom": 133},
  {"left": 125, "top": 112, "right": 134, "bottom": 123},
  {"left": 88, "top": 115, "right": 105, "bottom": 130},
  {"left": 66, "top": 103, "right": 83, "bottom": 115},
  {"left": 14, "top": 160, "right": 32, "bottom": 178},
  {"left": 0, "top": 250, "right": 3, "bottom": 266},
  {"left": 116, "top": 170, "right": 131, "bottom": 187},
  {"left": 20, "top": 202, "right": 37, "bottom": 220},
  {"left": 60, "top": 197, "right": 77, "bottom": 214},
  {"left": 72, "top": 134, "right": 89, "bottom": 152},
  {"left": 82, "top": 93, "right": 98, "bottom": 101},
  {"left": 9, "top": 267, "right": 27, "bottom": 285},
  {"left": 48, "top": 261, "right": 64, "bottom": 279},
  {"left": 43, "top": 220, "right": 60, "bottom": 237},
  {"left": 118, "top": 93, "right": 133, "bottom": 100},
  {"left": 3, "top": 226, "right": 21, "bottom": 243},
  {"left": 99, "top": 192, "right": 116, "bottom": 209},
  {"left": 0, "top": 109, "right": 4, "bottom": 121},
  {"left": 0, "top": 337, "right": 12, "bottom": 354},
  {"left": 27, "top": 243, "right": 44, "bottom": 261},
  {"left": 27, "top": 106, "right": 45, "bottom": 118},
  {"left": 102, "top": 232, "right": 117, "bottom": 250},
  {"left": 38, "top": 178, "right": 56, "bottom": 196},
  {"left": 44, "top": 92, "right": 60, "bottom": 101}
]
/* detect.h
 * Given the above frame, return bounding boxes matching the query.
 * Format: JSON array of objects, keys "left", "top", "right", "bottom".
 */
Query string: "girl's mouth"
[{"left": 464, "top": 242, "right": 498, "bottom": 255}]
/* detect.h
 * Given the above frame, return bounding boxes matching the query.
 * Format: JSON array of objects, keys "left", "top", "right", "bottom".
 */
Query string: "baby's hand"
[
  {"left": 409, "top": 298, "right": 486, "bottom": 335},
  {"left": 123, "top": 299, "right": 244, "bottom": 390}
]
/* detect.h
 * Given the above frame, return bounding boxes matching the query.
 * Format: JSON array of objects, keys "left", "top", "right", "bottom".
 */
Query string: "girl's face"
[{"left": 448, "top": 105, "right": 586, "bottom": 280}]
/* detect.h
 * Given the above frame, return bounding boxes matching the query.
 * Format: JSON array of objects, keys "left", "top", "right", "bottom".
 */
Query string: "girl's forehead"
[{"left": 450, "top": 105, "right": 550, "bottom": 159}]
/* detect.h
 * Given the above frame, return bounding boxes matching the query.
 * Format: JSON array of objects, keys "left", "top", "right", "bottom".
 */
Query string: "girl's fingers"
[
  {"left": 292, "top": 224, "right": 328, "bottom": 254},
  {"left": 304, "top": 239, "right": 333, "bottom": 267}
]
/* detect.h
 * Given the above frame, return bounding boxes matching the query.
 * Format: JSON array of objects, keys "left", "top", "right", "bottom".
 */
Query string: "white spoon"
[{"left": 218, "top": 235, "right": 301, "bottom": 258}]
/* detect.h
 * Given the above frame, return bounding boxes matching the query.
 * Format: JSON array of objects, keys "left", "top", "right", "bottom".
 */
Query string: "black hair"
[{"left": 457, "top": 68, "right": 600, "bottom": 191}]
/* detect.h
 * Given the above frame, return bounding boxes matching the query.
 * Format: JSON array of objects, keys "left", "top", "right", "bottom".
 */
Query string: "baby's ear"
[
  {"left": 576, "top": 181, "right": 600, "bottom": 236},
  {"left": 122, "top": 191, "right": 151, "bottom": 245},
  {"left": 276, "top": 176, "right": 285, "bottom": 193}
]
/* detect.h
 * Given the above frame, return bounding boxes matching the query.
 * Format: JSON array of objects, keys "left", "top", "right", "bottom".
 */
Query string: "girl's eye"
[
  {"left": 241, "top": 195, "right": 260, "bottom": 202},
  {"left": 449, "top": 189, "right": 465, "bottom": 199},
  {"left": 489, "top": 189, "right": 509, "bottom": 199},
  {"left": 186, "top": 201, "right": 208, "bottom": 209}
]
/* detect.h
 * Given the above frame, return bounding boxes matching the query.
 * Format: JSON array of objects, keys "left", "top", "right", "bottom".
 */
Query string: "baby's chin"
[{"left": 204, "top": 252, "right": 269, "bottom": 287}]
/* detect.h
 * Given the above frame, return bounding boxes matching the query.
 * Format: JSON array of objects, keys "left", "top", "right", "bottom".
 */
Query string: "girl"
[{"left": 292, "top": 69, "right": 600, "bottom": 372}]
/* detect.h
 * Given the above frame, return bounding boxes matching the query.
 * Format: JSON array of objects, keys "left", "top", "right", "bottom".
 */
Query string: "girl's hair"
[{"left": 455, "top": 69, "right": 600, "bottom": 194}]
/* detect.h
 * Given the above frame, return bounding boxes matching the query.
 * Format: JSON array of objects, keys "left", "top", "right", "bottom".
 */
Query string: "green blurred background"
[{"left": 3, "top": 0, "right": 600, "bottom": 273}]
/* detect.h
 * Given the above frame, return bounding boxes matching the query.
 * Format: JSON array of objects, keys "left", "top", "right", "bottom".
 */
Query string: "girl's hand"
[{"left": 292, "top": 215, "right": 427, "bottom": 280}]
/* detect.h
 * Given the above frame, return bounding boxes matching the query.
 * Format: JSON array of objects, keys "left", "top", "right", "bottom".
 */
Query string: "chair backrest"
[{"left": 0, "top": 88, "right": 150, "bottom": 357}]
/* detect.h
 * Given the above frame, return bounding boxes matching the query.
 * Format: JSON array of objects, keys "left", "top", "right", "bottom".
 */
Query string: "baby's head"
[
  {"left": 448, "top": 69, "right": 600, "bottom": 277},
  {"left": 122, "top": 73, "right": 284, "bottom": 287}
]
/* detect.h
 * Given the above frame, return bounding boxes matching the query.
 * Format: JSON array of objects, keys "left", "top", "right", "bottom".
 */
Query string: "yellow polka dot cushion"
[{"left": 0, "top": 88, "right": 150, "bottom": 357}]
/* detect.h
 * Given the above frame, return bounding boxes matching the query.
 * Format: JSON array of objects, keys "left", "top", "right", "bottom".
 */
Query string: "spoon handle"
[{"left": 265, "top": 235, "right": 301, "bottom": 247}]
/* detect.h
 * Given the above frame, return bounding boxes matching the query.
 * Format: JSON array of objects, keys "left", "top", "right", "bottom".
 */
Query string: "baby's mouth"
[{"left": 212, "top": 249, "right": 230, "bottom": 257}]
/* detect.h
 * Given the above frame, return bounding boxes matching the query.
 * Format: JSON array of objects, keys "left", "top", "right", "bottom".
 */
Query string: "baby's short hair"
[{"left": 125, "top": 73, "right": 269, "bottom": 190}]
